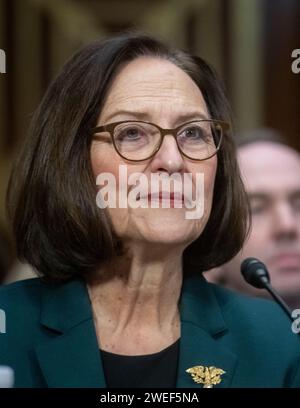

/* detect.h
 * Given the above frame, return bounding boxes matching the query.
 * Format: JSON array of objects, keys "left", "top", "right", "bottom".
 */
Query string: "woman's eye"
[
  {"left": 180, "top": 126, "right": 210, "bottom": 142},
  {"left": 117, "top": 127, "right": 144, "bottom": 140},
  {"left": 126, "top": 128, "right": 140, "bottom": 138},
  {"left": 184, "top": 127, "right": 203, "bottom": 138}
]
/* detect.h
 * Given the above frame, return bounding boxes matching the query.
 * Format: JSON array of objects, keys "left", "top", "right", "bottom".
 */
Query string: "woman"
[{"left": 0, "top": 33, "right": 299, "bottom": 388}]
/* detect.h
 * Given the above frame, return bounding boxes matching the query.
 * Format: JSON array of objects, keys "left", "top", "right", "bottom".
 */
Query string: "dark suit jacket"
[{"left": 0, "top": 273, "right": 300, "bottom": 387}]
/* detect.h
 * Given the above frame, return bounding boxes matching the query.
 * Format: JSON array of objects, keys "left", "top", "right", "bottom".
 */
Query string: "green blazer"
[{"left": 0, "top": 274, "right": 300, "bottom": 388}]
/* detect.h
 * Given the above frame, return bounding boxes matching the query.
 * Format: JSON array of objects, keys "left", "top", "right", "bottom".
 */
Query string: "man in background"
[{"left": 205, "top": 129, "right": 300, "bottom": 309}]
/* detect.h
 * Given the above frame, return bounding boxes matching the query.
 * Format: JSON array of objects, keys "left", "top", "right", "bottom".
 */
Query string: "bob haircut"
[{"left": 7, "top": 32, "right": 249, "bottom": 282}]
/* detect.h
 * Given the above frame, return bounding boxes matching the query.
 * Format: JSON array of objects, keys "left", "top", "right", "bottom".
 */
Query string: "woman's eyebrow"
[{"left": 102, "top": 109, "right": 210, "bottom": 124}]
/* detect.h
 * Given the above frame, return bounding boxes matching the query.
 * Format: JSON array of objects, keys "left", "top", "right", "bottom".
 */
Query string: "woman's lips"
[
  {"left": 136, "top": 191, "right": 188, "bottom": 208},
  {"left": 136, "top": 191, "right": 193, "bottom": 208},
  {"left": 147, "top": 192, "right": 185, "bottom": 201}
]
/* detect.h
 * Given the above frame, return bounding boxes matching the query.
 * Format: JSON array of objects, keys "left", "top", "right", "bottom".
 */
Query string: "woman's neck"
[{"left": 86, "top": 245, "right": 183, "bottom": 355}]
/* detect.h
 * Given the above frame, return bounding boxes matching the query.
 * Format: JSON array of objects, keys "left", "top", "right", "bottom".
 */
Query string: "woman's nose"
[{"left": 151, "top": 134, "right": 184, "bottom": 174}]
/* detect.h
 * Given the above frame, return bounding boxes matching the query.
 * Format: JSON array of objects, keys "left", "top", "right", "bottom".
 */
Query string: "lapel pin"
[{"left": 186, "top": 365, "right": 226, "bottom": 388}]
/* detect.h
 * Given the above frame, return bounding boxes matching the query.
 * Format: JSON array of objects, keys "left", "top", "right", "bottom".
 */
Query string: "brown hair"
[
  {"left": 0, "top": 224, "right": 14, "bottom": 283},
  {"left": 6, "top": 32, "right": 249, "bottom": 282}
]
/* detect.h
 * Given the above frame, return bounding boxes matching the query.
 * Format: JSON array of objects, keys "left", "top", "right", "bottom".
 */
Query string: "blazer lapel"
[
  {"left": 34, "top": 274, "right": 237, "bottom": 388},
  {"left": 177, "top": 274, "right": 238, "bottom": 388},
  {"left": 34, "top": 279, "right": 106, "bottom": 387}
]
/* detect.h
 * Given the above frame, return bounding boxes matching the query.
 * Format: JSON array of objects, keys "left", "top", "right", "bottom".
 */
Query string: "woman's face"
[{"left": 91, "top": 57, "right": 217, "bottom": 249}]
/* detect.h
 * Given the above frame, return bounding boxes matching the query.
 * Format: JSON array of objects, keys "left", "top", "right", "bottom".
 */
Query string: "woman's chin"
[
  {"left": 110, "top": 207, "right": 206, "bottom": 246},
  {"left": 134, "top": 222, "right": 200, "bottom": 247}
]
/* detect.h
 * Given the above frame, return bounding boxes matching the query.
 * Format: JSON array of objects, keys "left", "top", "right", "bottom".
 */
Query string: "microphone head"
[{"left": 240, "top": 257, "right": 270, "bottom": 289}]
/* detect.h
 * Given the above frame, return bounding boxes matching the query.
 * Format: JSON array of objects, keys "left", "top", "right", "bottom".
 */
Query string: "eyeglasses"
[{"left": 91, "top": 119, "right": 230, "bottom": 162}]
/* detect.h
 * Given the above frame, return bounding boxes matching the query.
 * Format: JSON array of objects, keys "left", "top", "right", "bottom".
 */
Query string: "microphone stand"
[
  {"left": 263, "top": 281, "right": 294, "bottom": 322},
  {"left": 241, "top": 258, "right": 298, "bottom": 325}
]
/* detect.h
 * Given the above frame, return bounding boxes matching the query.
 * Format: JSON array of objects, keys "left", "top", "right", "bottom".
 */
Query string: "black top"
[{"left": 100, "top": 339, "right": 180, "bottom": 388}]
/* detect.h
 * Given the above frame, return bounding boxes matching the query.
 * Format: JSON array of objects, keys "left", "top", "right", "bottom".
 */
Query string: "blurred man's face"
[{"left": 221, "top": 142, "right": 300, "bottom": 304}]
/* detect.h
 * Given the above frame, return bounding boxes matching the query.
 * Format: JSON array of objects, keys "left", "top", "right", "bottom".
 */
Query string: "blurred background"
[{"left": 0, "top": 0, "right": 300, "bottom": 282}]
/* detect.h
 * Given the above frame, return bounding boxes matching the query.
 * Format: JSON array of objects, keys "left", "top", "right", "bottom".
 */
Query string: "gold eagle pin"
[{"left": 186, "top": 365, "right": 226, "bottom": 388}]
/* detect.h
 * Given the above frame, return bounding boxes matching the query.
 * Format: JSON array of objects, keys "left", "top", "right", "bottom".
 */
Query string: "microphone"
[{"left": 241, "top": 257, "right": 294, "bottom": 322}]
